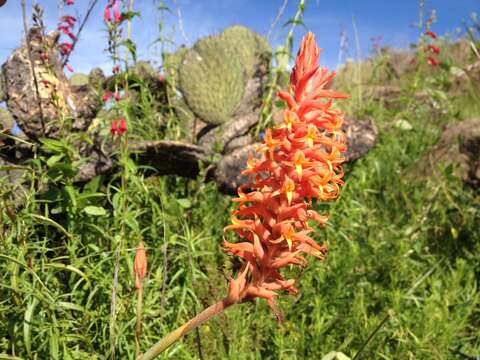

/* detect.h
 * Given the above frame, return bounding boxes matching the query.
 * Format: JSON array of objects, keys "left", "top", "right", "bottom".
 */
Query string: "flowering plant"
[{"left": 139, "top": 31, "right": 348, "bottom": 359}]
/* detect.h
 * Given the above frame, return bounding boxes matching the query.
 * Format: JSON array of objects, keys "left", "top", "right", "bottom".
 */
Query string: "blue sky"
[{"left": 0, "top": 0, "right": 478, "bottom": 75}]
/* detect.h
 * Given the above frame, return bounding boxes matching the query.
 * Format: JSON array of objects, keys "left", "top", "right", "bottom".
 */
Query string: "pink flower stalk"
[
  {"left": 65, "top": 63, "right": 74, "bottom": 72},
  {"left": 224, "top": 32, "right": 348, "bottom": 314},
  {"left": 65, "top": 0, "right": 74, "bottom": 5}
]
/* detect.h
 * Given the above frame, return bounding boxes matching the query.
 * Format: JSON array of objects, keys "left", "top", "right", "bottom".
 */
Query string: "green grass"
[{"left": 1, "top": 19, "right": 480, "bottom": 360}]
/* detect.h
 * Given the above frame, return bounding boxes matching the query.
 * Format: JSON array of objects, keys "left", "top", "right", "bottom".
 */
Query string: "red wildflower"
[
  {"left": 102, "top": 91, "right": 113, "bottom": 102},
  {"left": 224, "top": 32, "right": 348, "bottom": 314},
  {"left": 114, "top": 92, "right": 121, "bottom": 102},
  {"left": 104, "top": 5, "right": 112, "bottom": 23},
  {"left": 427, "top": 44, "right": 440, "bottom": 55},
  {"left": 111, "top": 118, "right": 127, "bottom": 136},
  {"left": 112, "top": 1, "right": 122, "bottom": 23},
  {"left": 65, "top": 0, "right": 74, "bottom": 5},
  {"left": 110, "top": 119, "right": 118, "bottom": 135},
  {"left": 134, "top": 242, "right": 147, "bottom": 289},
  {"left": 118, "top": 118, "right": 127, "bottom": 135},
  {"left": 58, "top": 42, "right": 73, "bottom": 55},
  {"left": 112, "top": 65, "right": 120, "bottom": 74},
  {"left": 104, "top": 0, "right": 122, "bottom": 24},
  {"left": 427, "top": 56, "right": 439, "bottom": 66},
  {"left": 425, "top": 30, "right": 437, "bottom": 39},
  {"left": 61, "top": 15, "right": 76, "bottom": 27}
]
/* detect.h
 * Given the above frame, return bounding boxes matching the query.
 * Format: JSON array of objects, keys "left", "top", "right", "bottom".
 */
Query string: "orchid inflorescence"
[
  {"left": 138, "top": 32, "right": 349, "bottom": 359},
  {"left": 223, "top": 32, "right": 348, "bottom": 315}
]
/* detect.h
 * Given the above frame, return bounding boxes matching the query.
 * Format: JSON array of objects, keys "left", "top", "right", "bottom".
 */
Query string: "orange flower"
[
  {"left": 223, "top": 32, "right": 348, "bottom": 314},
  {"left": 134, "top": 241, "right": 147, "bottom": 289}
]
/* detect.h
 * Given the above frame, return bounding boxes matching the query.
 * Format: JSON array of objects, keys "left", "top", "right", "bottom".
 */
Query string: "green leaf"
[
  {"left": 121, "top": 11, "right": 141, "bottom": 21},
  {"left": 24, "top": 297, "right": 39, "bottom": 357},
  {"left": 121, "top": 39, "right": 137, "bottom": 63},
  {"left": 83, "top": 206, "right": 107, "bottom": 216},
  {"left": 394, "top": 119, "right": 413, "bottom": 131},
  {"left": 176, "top": 198, "right": 192, "bottom": 209},
  {"left": 40, "top": 138, "right": 64, "bottom": 152},
  {"left": 47, "top": 154, "right": 65, "bottom": 167},
  {"left": 321, "top": 352, "right": 351, "bottom": 360}
]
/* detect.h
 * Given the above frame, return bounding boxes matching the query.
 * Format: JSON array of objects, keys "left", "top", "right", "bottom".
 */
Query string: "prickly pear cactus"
[
  {"left": 221, "top": 25, "right": 271, "bottom": 77},
  {"left": 70, "top": 73, "right": 89, "bottom": 87},
  {"left": 179, "top": 36, "right": 246, "bottom": 125}
]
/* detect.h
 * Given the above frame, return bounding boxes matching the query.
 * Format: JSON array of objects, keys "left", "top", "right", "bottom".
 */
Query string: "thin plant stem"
[
  {"left": 138, "top": 299, "right": 234, "bottom": 360},
  {"left": 21, "top": 0, "right": 46, "bottom": 135},
  {"left": 267, "top": 0, "right": 288, "bottom": 40},
  {"left": 352, "top": 312, "right": 390, "bottom": 360},
  {"left": 135, "top": 284, "right": 144, "bottom": 358}
]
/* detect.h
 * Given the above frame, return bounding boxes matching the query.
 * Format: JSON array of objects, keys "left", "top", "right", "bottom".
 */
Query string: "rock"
[
  {"left": 343, "top": 117, "right": 378, "bottom": 161},
  {"left": 1, "top": 27, "right": 101, "bottom": 140},
  {"left": 130, "top": 140, "right": 208, "bottom": 178},
  {"left": 212, "top": 144, "right": 260, "bottom": 194},
  {"left": 430, "top": 118, "right": 480, "bottom": 188},
  {"left": 0, "top": 107, "right": 13, "bottom": 132}
]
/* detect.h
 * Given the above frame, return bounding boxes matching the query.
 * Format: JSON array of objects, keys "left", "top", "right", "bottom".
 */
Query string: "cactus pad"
[{"left": 179, "top": 36, "right": 246, "bottom": 125}]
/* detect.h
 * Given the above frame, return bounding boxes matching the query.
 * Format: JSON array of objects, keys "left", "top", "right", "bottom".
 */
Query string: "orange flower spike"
[
  {"left": 134, "top": 241, "right": 147, "bottom": 290},
  {"left": 223, "top": 32, "right": 348, "bottom": 313}
]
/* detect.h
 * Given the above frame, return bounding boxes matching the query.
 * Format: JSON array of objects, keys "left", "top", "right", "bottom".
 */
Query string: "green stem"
[{"left": 138, "top": 299, "right": 234, "bottom": 360}]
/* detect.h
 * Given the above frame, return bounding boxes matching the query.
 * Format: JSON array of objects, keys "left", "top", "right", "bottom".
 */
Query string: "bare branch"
[
  {"left": 267, "top": 0, "right": 288, "bottom": 39},
  {"left": 172, "top": 0, "right": 189, "bottom": 44}
]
